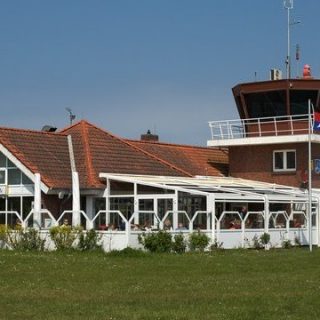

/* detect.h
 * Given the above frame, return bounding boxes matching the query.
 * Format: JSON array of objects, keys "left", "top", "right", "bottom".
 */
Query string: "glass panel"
[
  {"left": 274, "top": 152, "right": 284, "bottom": 170},
  {"left": 0, "top": 170, "right": 5, "bottom": 184},
  {"left": 0, "top": 198, "right": 5, "bottom": 210},
  {"left": 139, "top": 199, "right": 154, "bottom": 211},
  {"left": 157, "top": 198, "right": 173, "bottom": 221},
  {"left": 0, "top": 153, "right": 6, "bottom": 167},
  {"left": 7, "top": 197, "right": 20, "bottom": 213},
  {"left": 220, "top": 213, "right": 241, "bottom": 230},
  {"left": 245, "top": 213, "right": 264, "bottom": 229},
  {"left": 7, "top": 159, "right": 16, "bottom": 168},
  {"left": 94, "top": 198, "right": 106, "bottom": 213},
  {"left": 110, "top": 197, "right": 134, "bottom": 220},
  {"left": 0, "top": 198, "right": 5, "bottom": 225},
  {"left": 245, "top": 90, "right": 287, "bottom": 119},
  {"left": 8, "top": 168, "right": 21, "bottom": 185},
  {"left": 22, "top": 197, "right": 33, "bottom": 220},
  {"left": 286, "top": 151, "right": 296, "bottom": 169},
  {"left": 290, "top": 90, "right": 318, "bottom": 116},
  {"left": 22, "top": 173, "right": 33, "bottom": 185}
]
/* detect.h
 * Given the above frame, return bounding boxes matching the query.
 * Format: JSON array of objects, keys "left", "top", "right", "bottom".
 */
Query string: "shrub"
[
  {"left": 172, "top": 234, "right": 186, "bottom": 254},
  {"left": 282, "top": 239, "right": 292, "bottom": 249},
  {"left": 260, "top": 233, "right": 270, "bottom": 249},
  {"left": 78, "top": 229, "right": 102, "bottom": 251},
  {"left": 209, "top": 239, "right": 224, "bottom": 251},
  {"left": 50, "top": 225, "right": 82, "bottom": 251},
  {"left": 138, "top": 230, "right": 172, "bottom": 253},
  {"left": 188, "top": 231, "right": 210, "bottom": 252},
  {"left": 252, "top": 235, "right": 263, "bottom": 249},
  {"left": 5, "top": 228, "right": 46, "bottom": 251},
  {"left": 294, "top": 235, "right": 302, "bottom": 247}
]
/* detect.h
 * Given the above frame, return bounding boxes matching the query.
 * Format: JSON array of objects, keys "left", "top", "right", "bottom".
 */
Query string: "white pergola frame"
[{"left": 99, "top": 173, "right": 320, "bottom": 246}]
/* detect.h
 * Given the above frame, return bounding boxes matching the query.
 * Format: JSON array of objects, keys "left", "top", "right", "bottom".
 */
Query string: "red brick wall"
[{"left": 229, "top": 143, "right": 320, "bottom": 188}]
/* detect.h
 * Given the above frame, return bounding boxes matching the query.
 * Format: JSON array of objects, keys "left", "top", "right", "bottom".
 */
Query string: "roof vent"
[
  {"left": 41, "top": 125, "right": 57, "bottom": 132},
  {"left": 140, "top": 129, "right": 159, "bottom": 142}
]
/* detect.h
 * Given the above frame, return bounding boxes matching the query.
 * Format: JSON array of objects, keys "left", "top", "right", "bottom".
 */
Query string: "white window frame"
[{"left": 273, "top": 149, "right": 296, "bottom": 172}]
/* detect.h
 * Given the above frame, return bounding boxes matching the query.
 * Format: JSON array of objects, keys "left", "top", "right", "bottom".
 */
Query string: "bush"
[
  {"left": 294, "top": 235, "right": 302, "bottom": 247},
  {"left": 260, "top": 233, "right": 270, "bottom": 249},
  {"left": 172, "top": 234, "right": 186, "bottom": 254},
  {"left": 78, "top": 229, "right": 102, "bottom": 251},
  {"left": 50, "top": 225, "right": 82, "bottom": 251},
  {"left": 188, "top": 231, "right": 210, "bottom": 252},
  {"left": 5, "top": 228, "right": 46, "bottom": 251},
  {"left": 282, "top": 239, "right": 292, "bottom": 249},
  {"left": 138, "top": 230, "right": 172, "bottom": 253},
  {"left": 209, "top": 239, "right": 224, "bottom": 251}
]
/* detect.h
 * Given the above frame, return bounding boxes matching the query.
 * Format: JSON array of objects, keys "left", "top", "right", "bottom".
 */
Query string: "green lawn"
[{"left": 1, "top": 248, "right": 320, "bottom": 320}]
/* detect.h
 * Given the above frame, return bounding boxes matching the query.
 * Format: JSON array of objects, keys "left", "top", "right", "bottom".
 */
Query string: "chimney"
[{"left": 140, "top": 129, "right": 159, "bottom": 142}]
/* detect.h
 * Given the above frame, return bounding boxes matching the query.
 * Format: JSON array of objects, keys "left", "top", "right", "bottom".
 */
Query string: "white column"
[
  {"left": 72, "top": 172, "right": 81, "bottom": 227},
  {"left": 33, "top": 173, "right": 41, "bottom": 229},
  {"left": 134, "top": 183, "right": 139, "bottom": 224},
  {"left": 207, "top": 194, "right": 215, "bottom": 243},
  {"left": 85, "top": 196, "right": 94, "bottom": 230},
  {"left": 173, "top": 190, "right": 178, "bottom": 230}
]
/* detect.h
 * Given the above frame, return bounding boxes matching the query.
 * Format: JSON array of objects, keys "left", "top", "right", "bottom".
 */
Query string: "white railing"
[{"left": 208, "top": 114, "right": 313, "bottom": 140}]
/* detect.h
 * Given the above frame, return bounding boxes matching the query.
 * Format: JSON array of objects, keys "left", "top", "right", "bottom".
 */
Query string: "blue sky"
[{"left": 0, "top": 0, "right": 319, "bottom": 145}]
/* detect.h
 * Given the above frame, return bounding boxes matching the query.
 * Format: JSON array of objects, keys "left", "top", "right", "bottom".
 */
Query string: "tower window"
[{"left": 273, "top": 150, "right": 296, "bottom": 172}]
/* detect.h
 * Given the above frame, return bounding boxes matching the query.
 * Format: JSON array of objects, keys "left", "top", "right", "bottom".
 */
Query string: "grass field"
[{"left": 1, "top": 248, "right": 320, "bottom": 320}]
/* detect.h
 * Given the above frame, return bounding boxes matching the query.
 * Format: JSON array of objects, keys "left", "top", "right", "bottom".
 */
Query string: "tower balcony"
[{"left": 207, "top": 114, "right": 320, "bottom": 147}]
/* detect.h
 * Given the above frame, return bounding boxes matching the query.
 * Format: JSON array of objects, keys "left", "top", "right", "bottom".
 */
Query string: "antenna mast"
[
  {"left": 284, "top": 0, "right": 300, "bottom": 79},
  {"left": 284, "top": 0, "right": 293, "bottom": 79},
  {"left": 66, "top": 108, "right": 76, "bottom": 125}
]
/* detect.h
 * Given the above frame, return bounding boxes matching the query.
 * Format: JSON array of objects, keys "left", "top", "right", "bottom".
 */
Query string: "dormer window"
[{"left": 273, "top": 150, "right": 296, "bottom": 172}]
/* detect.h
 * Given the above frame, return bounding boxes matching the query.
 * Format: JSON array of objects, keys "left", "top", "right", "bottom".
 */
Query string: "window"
[{"left": 273, "top": 150, "right": 296, "bottom": 172}]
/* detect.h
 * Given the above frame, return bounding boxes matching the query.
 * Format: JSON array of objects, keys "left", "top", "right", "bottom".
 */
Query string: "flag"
[{"left": 313, "top": 111, "right": 320, "bottom": 131}]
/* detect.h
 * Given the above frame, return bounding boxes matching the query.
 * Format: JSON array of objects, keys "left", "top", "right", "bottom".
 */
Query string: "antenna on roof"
[
  {"left": 284, "top": 0, "right": 301, "bottom": 79},
  {"left": 65, "top": 108, "right": 76, "bottom": 125}
]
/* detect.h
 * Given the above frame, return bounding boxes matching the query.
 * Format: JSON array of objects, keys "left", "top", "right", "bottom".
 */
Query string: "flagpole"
[{"left": 308, "top": 99, "right": 313, "bottom": 252}]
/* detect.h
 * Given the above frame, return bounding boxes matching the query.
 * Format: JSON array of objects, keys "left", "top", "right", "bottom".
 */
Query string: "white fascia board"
[
  {"left": 207, "top": 134, "right": 320, "bottom": 147},
  {"left": 0, "top": 143, "right": 49, "bottom": 193}
]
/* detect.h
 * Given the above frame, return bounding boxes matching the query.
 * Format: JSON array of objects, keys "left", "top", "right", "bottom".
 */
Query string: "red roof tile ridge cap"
[
  {"left": 80, "top": 121, "right": 98, "bottom": 187},
  {"left": 126, "top": 138, "right": 228, "bottom": 152},
  {"left": 59, "top": 120, "right": 87, "bottom": 133},
  {"left": 77, "top": 121, "right": 194, "bottom": 177},
  {"left": 0, "top": 125, "right": 67, "bottom": 136}
]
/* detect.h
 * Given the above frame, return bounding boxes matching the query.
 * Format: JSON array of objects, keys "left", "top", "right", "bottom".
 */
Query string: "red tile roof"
[
  {"left": 128, "top": 139, "right": 228, "bottom": 177},
  {"left": 0, "top": 120, "right": 228, "bottom": 191},
  {"left": 0, "top": 127, "right": 72, "bottom": 189},
  {"left": 61, "top": 121, "right": 192, "bottom": 188}
]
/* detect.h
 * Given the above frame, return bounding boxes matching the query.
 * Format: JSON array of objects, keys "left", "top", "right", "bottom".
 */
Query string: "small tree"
[
  {"left": 78, "top": 229, "right": 102, "bottom": 251},
  {"left": 172, "top": 234, "right": 186, "bottom": 254},
  {"left": 188, "top": 231, "right": 210, "bottom": 252},
  {"left": 260, "top": 233, "right": 270, "bottom": 250},
  {"left": 50, "top": 225, "right": 82, "bottom": 251},
  {"left": 138, "top": 230, "right": 173, "bottom": 253}
]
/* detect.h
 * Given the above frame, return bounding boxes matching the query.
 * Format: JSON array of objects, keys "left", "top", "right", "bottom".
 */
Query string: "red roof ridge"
[
  {"left": 70, "top": 120, "right": 193, "bottom": 177},
  {"left": 79, "top": 121, "right": 97, "bottom": 187},
  {"left": 59, "top": 120, "right": 88, "bottom": 133},
  {"left": 127, "top": 138, "right": 228, "bottom": 152}
]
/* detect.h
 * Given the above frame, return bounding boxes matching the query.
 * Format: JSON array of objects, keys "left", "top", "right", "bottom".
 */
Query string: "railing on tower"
[{"left": 209, "top": 114, "right": 313, "bottom": 140}]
